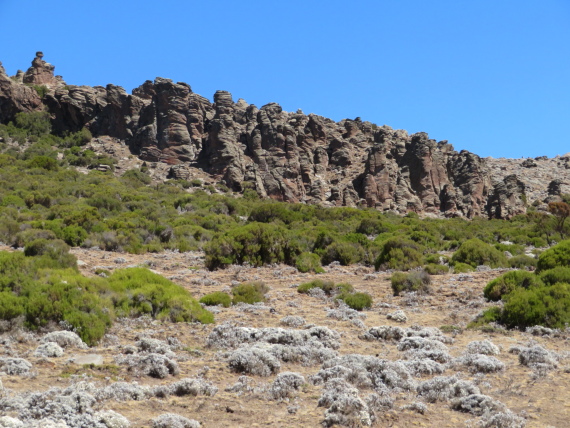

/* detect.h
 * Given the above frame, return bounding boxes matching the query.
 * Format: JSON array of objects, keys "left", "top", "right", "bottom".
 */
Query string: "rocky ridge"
[{"left": 2, "top": 53, "right": 569, "bottom": 219}]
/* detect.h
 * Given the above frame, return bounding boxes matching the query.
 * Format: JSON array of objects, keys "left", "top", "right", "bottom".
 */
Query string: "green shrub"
[
  {"left": 501, "top": 283, "right": 570, "bottom": 329},
  {"left": 494, "top": 243, "right": 524, "bottom": 256},
  {"left": 468, "top": 306, "right": 502, "bottom": 329},
  {"left": 483, "top": 270, "right": 544, "bottom": 301},
  {"left": 424, "top": 263, "right": 449, "bottom": 275},
  {"left": 62, "top": 225, "right": 88, "bottom": 247},
  {"left": 338, "top": 292, "right": 373, "bottom": 311},
  {"left": 298, "top": 279, "right": 334, "bottom": 294},
  {"left": 24, "top": 239, "right": 77, "bottom": 270},
  {"left": 107, "top": 268, "right": 213, "bottom": 324},
  {"left": 451, "top": 239, "right": 508, "bottom": 268},
  {"left": 539, "top": 266, "right": 570, "bottom": 286},
  {"left": 28, "top": 155, "right": 58, "bottom": 171},
  {"left": 14, "top": 111, "right": 51, "bottom": 137},
  {"left": 321, "top": 242, "right": 365, "bottom": 266},
  {"left": 297, "top": 279, "right": 352, "bottom": 296},
  {"left": 232, "top": 281, "right": 269, "bottom": 305},
  {"left": 529, "top": 237, "right": 547, "bottom": 248},
  {"left": 425, "top": 253, "right": 449, "bottom": 265},
  {"left": 536, "top": 240, "right": 570, "bottom": 272},
  {"left": 14, "top": 229, "right": 56, "bottom": 247},
  {"left": 205, "top": 223, "right": 299, "bottom": 270},
  {"left": 452, "top": 262, "right": 474, "bottom": 273},
  {"left": 390, "top": 270, "right": 431, "bottom": 296},
  {"left": 200, "top": 291, "right": 231, "bottom": 308},
  {"left": 295, "top": 252, "right": 324, "bottom": 273},
  {"left": 374, "top": 238, "right": 424, "bottom": 271},
  {"left": 508, "top": 255, "right": 537, "bottom": 269},
  {"left": 356, "top": 218, "right": 392, "bottom": 235},
  {"left": 33, "top": 85, "right": 49, "bottom": 98},
  {"left": 122, "top": 168, "right": 152, "bottom": 185}
]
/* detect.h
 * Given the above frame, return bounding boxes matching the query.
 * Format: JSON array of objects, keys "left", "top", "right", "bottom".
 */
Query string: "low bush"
[
  {"left": 321, "top": 241, "right": 365, "bottom": 266},
  {"left": 297, "top": 280, "right": 352, "bottom": 296},
  {"left": 467, "top": 306, "right": 502, "bottom": 329},
  {"left": 483, "top": 270, "right": 543, "bottom": 301},
  {"left": 374, "top": 238, "right": 424, "bottom": 271},
  {"left": 199, "top": 292, "right": 231, "bottom": 308},
  {"left": 452, "top": 262, "right": 474, "bottom": 273},
  {"left": 424, "top": 263, "right": 449, "bottom": 275},
  {"left": 451, "top": 239, "right": 508, "bottom": 268},
  {"left": 508, "top": 254, "right": 537, "bottom": 269},
  {"left": 425, "top": 253, "right": 449, "bottom": 265},
  {"left": 539, "top": 266, "right": 570, "bottom": 285},
  {"left": 337, "top": 292, "right": 373, "bottom": 311},
  {"left": 536, "top": 240, "right": 570, "bottom": 272},
  {"left": 204, "top": 223, "right": 299, "bottom": 270},
  {"left": 295, "top": 252, "right": 324, "bottom": 273},
  {"left": 501, "top": 283, "right": 570, "bottom": 329},
  {"left": 232, "top": 281, "right": 269, "bottom": 305},
  {"left": 391, "top": 271, "right": 431, "bottom": 296},
  {"left": 108, "top": 268, "right": 214, "bottom": 324}
]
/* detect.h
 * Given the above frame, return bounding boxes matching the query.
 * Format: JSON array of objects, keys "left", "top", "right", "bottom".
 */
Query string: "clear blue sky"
[{"left": 1, "top": 0, "right": 569, "bottom": 158}]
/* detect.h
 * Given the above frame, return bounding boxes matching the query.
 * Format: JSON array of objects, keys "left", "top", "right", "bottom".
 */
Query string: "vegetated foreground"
[{"left": 0, "top": 246, "right": 569, "bottom": 428}]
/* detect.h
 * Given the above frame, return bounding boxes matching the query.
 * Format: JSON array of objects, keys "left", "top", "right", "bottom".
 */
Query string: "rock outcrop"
[
  {"left": 23, "top": 51, "right": 62, "bottom": 87},
  {"left": 2, "top": 53, "right": 570, "bottom": 219},
  {"left": 0, "top": 61, "right": 43, "bottom": 122}
]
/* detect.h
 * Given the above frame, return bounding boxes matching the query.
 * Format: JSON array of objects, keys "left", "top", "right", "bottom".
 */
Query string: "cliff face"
[{"left": 3, "top": 53, "right": 564, "bottom": 219}]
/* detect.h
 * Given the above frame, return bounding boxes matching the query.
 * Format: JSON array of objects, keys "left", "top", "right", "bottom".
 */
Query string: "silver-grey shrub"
[
  {"left": 466, "top": 340, "right": 500, "bottom": 356},
  {"left": 154, "top": 378, "right": 218, "bottom": 398},
  {"left": 362, "top": 326, "right": 405, "bottom": 341},
  {"left": 0, "top": 358, "right": 32, "bottom": 376},
  {"left": 152, "top": 414, "right": 200, "bottom": 428},
  {"left": 417, "top": 376, "right": 480, "bottom": 403},
  {"left": 114, "top": 353, "right": 179, "bottom": 378},
  {"left": 516, "top": 345, "right": 558, "bottom": 368},
  {"left": 228, "top": 345, "right": 281, "bottom": 377},
  {"left": 454, "top": 354, "right": 504, "bottom": 373},
  {"left": 269, "top": 372, "right": 305, "bottom": 400},
  {"left": 279, "top": 316, "right": 306, "bottom": 328},
  {"left": 313, "top": 354, "right": 416, "bottom": 392},
  {"left": 451, "top": 394, "right": 504, "bottom": 416},
  {"left": 318, "top": 378, "right": 373, "bottom": 427},
  {"left": 41, "top": 331, "right": 87, "bottom": 349},
  {"left": 475, "top": 410, "right": 526, "bottom": 428},
  {"left": 34, "top": 342, "right": 64, "bottom": 358},
  {"left": 404, "top": 358, "right": 446, "bottom": 376}
]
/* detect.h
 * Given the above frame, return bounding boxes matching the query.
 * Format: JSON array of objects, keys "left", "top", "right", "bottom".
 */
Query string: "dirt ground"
[{"left": 0, "top": 246, "right": 569, "bottom": 427}]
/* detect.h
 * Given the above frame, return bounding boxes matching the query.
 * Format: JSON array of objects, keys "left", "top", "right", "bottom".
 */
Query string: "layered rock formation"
[{"left": 1, "top": 53, "right": 569, "bottom": 219}]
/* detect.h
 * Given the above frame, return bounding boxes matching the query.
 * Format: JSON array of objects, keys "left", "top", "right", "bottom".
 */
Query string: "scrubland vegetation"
[
  {"left": 1, "top": 112, "right": 570, "bottom": 427},
  {"left": 0, "top": 112, "right": 569, "bottom": 335}
]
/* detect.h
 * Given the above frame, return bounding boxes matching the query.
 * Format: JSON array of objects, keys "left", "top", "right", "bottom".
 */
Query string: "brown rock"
[{"left": 23, "top": 51, "right": 59, "bottom": 87}]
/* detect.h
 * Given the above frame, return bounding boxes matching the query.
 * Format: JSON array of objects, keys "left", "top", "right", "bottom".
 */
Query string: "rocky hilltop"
[{"left": 1, "top": 53, "right": 569, "bottom": 218}]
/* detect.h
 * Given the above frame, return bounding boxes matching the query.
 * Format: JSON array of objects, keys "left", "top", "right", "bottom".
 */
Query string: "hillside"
[
  {"left": 0, "top": 52, "right": 569, "bottom": 428},
  {"left": 2, "top": 52, "right": 569, "bottom": 219}
]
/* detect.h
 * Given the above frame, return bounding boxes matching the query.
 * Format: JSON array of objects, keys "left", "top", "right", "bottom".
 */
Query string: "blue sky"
[{"left": 1, "top": 0, "right": 569, "bottom": 158}]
